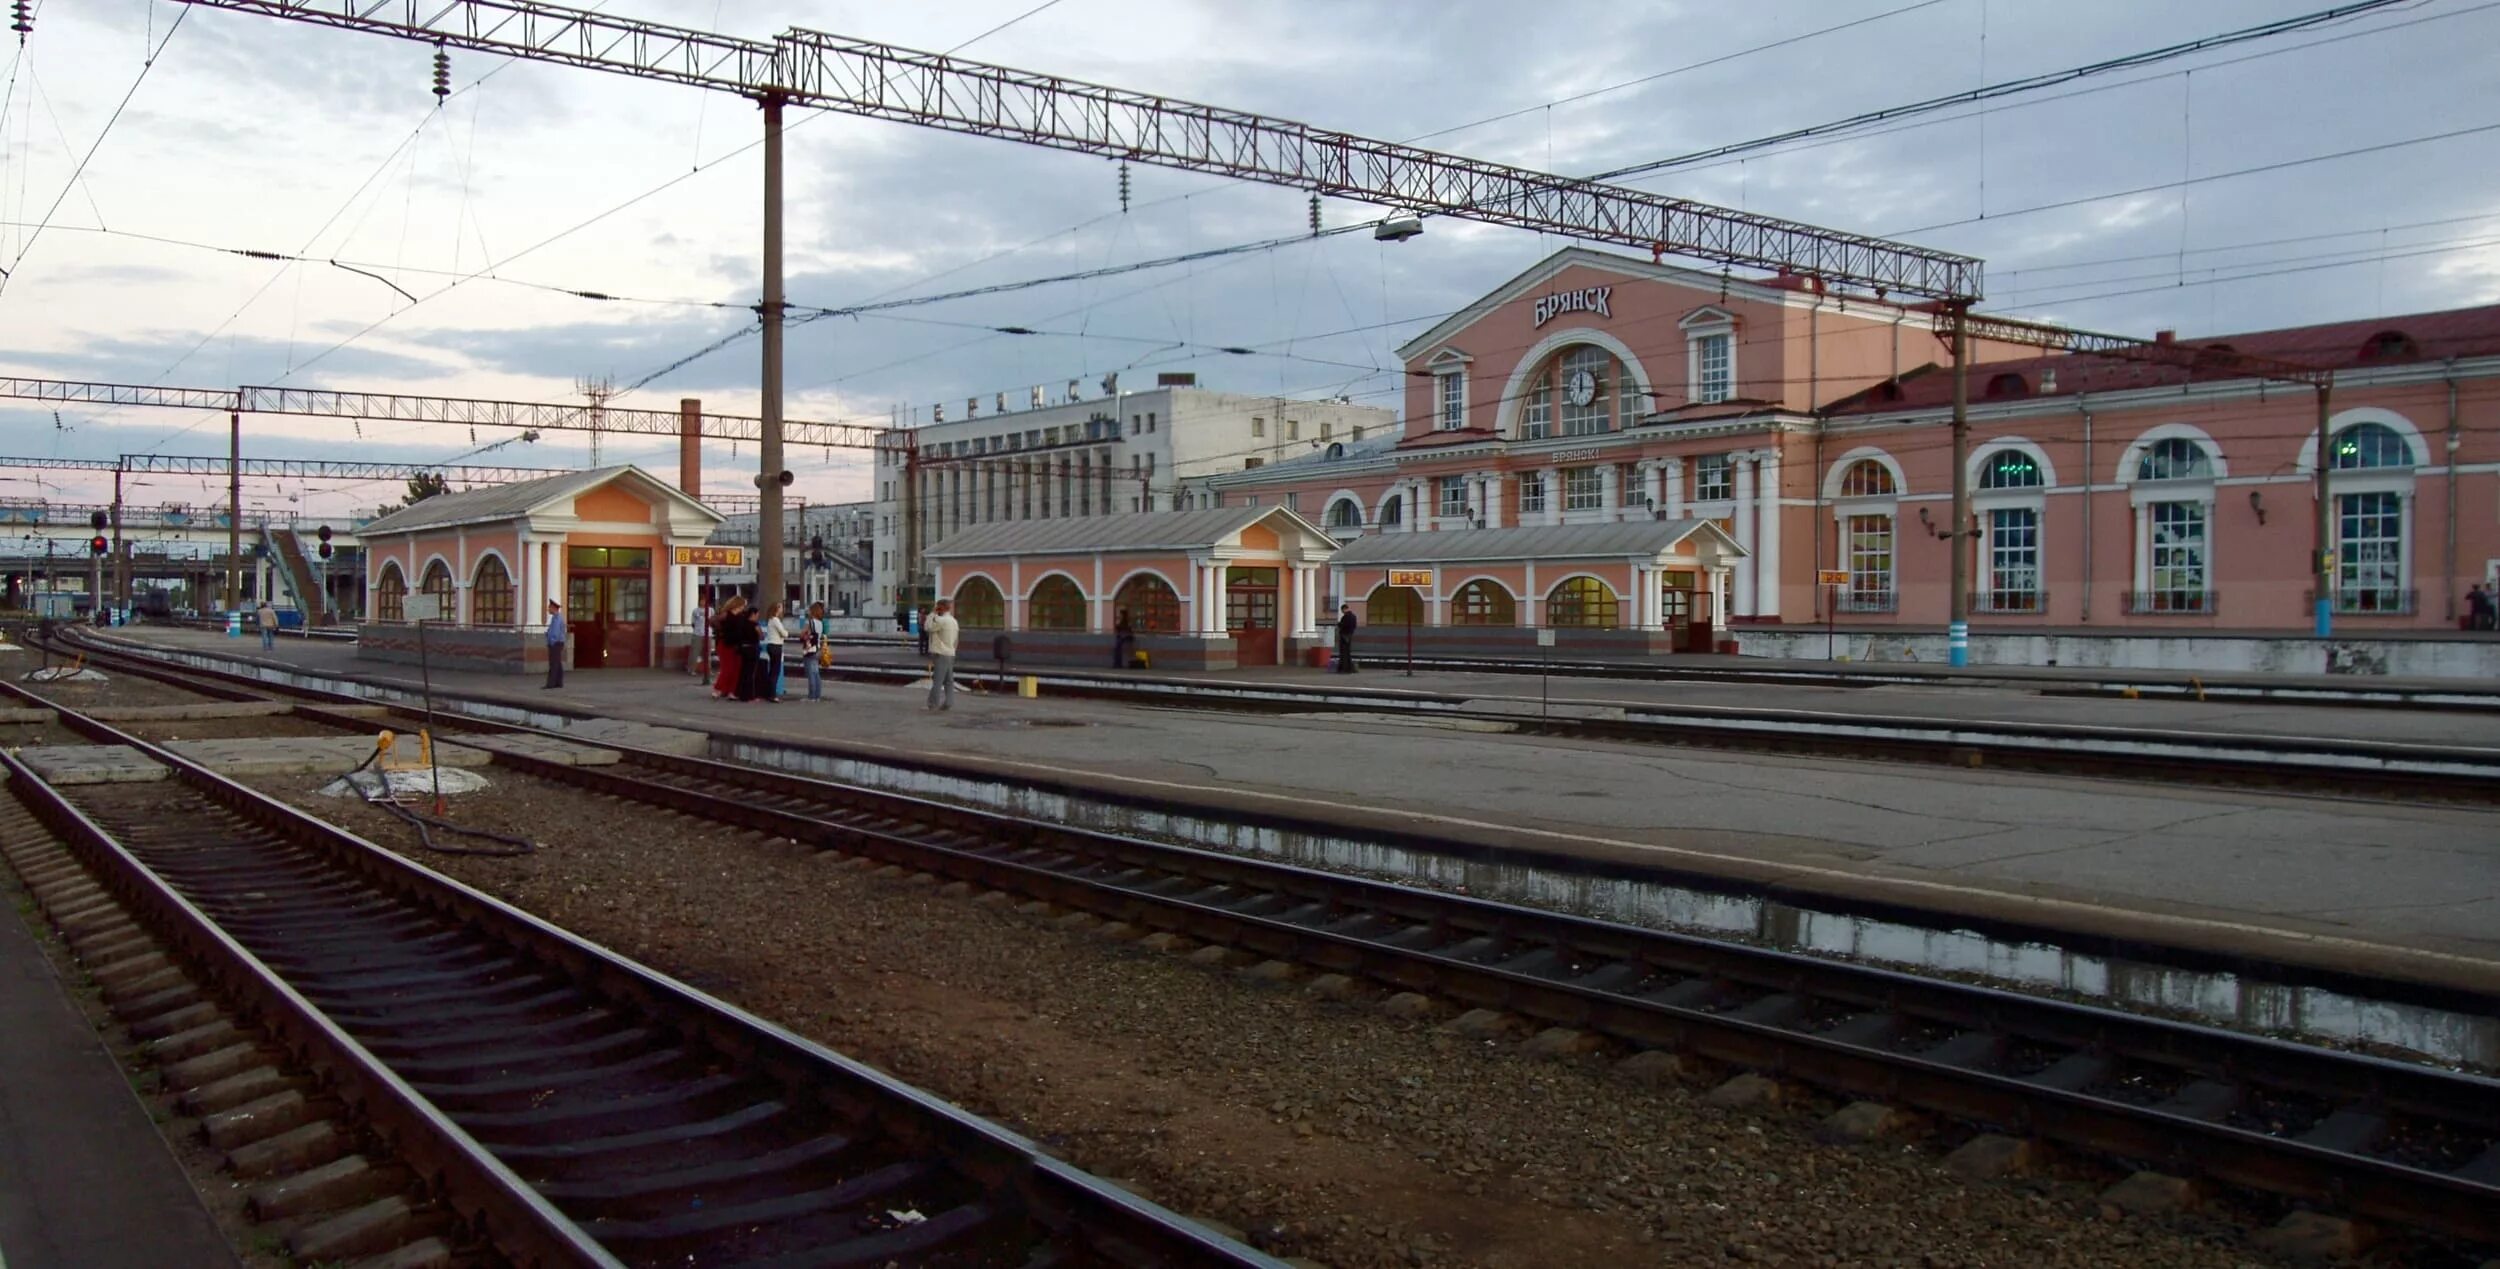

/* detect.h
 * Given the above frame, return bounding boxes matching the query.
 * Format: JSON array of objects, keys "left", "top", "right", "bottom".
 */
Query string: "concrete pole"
[
  {"left": 1946, "top": 306, "right": 1971, "bottom": 668},
  {"left": 2313, "top": 380, "right": 2335, "bottom": 638},
  {"left": 111, "top": 466, "right": 127, "bottom": 612},
  {"left": 757, "top": 94, "right": 789, "bottom": 606},
  {"left": 225, "top": 409, "right": 242, "bottom": 611}
]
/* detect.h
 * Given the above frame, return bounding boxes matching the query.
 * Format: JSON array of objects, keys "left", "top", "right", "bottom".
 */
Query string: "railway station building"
[
  {"left": 352, "top": 465, "right": 724, "bottom": 674},
  {"left": 926, "top": 505, "right": 1339, "bottom": 669},
  {"left": 1202, "top": 246, "right": 2500, "bottom": 660}
]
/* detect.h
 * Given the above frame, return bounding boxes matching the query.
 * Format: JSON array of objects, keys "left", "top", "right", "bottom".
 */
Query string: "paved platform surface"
[
  {"left": 107, "top": 628, "right": 2500, "bottom": 988},
  {"left": 0, "top": 879, "right": 237, "bottom": 1268}
]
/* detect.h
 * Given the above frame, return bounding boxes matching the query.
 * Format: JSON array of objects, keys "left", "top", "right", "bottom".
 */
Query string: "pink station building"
[{"left": 1177, "top": 247, "right": 2500, "bottom": 669}]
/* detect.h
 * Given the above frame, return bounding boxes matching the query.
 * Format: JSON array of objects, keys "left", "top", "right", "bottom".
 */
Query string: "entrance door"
[
  {"left": 567, "top": 573, "right": 653, "bottom": 668},
  {"left": 1225, "top": 566, "right": 1279, "bottom": 667}
]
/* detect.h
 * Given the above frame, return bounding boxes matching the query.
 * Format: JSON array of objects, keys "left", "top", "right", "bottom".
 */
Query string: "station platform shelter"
[
  {"left": 928, "top": 506, "right": 1338, "bottom": 670},
  {"left": 352, "top": 465, "right": 724, "bottom": 674},
  {"left": 1331, "top": 519, "right": 1747, "bottom": 656}
]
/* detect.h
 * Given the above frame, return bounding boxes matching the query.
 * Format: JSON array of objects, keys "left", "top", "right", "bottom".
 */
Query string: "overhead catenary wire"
[{"left": 0, "top": 5, "right": 185, "bottom": 292}]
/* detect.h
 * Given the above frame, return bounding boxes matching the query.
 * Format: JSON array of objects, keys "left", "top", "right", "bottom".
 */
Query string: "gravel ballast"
[{"left": 254, "top": 768, "right": 2306, "bottom": 1269}]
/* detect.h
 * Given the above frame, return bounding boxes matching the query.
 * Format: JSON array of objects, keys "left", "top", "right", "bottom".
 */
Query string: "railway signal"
[{"left": 317, "top": 524, "right": 334, "bottom": 559}]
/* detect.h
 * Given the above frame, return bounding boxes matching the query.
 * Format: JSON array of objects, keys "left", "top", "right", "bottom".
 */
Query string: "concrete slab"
[
  {"left": 0, "top": 876, "right": 239, "bottom": 1268},
  {"left": 560, "top": 717, "right": 709, "bottom": 756},
  {"left": 0, "top": 707, "right": 53, "bottom": 725},
  {"left": 15, "top": 745, "right": 169, "bottom": 785},
  {"left": 85, "top": 702, "right": 289, "bottom": 722},
  {"left": 163, "top": 736, "right": 491, "bottom": 777},
  {"left": 453, "top": 733, "right": 623, "bottom": 767}
]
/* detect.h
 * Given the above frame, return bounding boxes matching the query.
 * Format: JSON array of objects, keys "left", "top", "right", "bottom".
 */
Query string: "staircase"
[{"left": 267, "top": 526, "right": 329, "bottom": 625}]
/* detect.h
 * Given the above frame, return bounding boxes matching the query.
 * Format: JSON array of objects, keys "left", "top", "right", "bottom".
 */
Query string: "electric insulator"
[
  {"left": 1309, "top": 193, "right": 1320, "bottom": 237},
  {"left": 1117, "top": 160, "right": 1130, "bottom": 213},
  {"left": 431, "top": 47, "right": 450, "bottom": 101},
  {"left": 8, "top": 0, "right": 30, "bottom": 41}
]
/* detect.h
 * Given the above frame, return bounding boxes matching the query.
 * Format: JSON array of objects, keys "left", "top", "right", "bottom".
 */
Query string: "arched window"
[
  {"left": 954, "top": 576, "right": 1006, "bottom": 627},
  {"left": 375, "top": 562, "right": 407, "bottom": 623},
  {"left": 1983, "top": 372, "right": 2030, "bottom": 399},
  {"left": 471, "top": 556, "right": 515, "bottom": 626},
  {"left": 2136, "top": 438, "right": 2212, "bottom": 482},
  {"left": 1545, "top": 576, "right": 1619, "bottom": 629},
  {"left": 1379, "top": 494, "right": 1404, "bottom": 527},
  {"left": 1449, "top": 580, "right": 1516, "bottom": 626},
  {"left": 1112, "top": 573, "right": 1182, "bottom": 633},
  {"left": 1516, "top": 343, "right": 1628, "bottom": 439},
  {"left": 1838, "top": 459, "right": 1896, "bottom": 498},
  {"left": 1027, "top": 575, "right": 1087, "bottom": 630},
  {"left": 1978, "top": 450, "right": 2045, "bottom": 489},
  {"left": 419, "top": 560, "right": 455, "bottom": 620},
  {"left": 1366, "top": 584, "right": 1422, "bottom": 626},
  {"left": 2331, "top": 422, "right": 2413, "bottom": 469},
  {"left": 1325, "top": 498, "right": 1364, "bottom": 530}
]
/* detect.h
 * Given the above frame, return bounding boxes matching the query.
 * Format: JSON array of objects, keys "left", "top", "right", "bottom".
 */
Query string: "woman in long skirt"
[{"left": 711, "top": 596, "right": 748, "bottom": 699}]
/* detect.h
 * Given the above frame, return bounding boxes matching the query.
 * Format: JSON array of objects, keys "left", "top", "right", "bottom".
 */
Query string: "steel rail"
[
  {"left": 0, "top": 675, "right": 1281, "bottom": 1268},
  {"left": 497, "top": 748, "right": 2500, "bottom": 1245}
]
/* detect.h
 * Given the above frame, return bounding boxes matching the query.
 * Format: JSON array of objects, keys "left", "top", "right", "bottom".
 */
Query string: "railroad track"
[
  {"left": 39, "top": 631, "right": 2500, "bottom": 1252},
  {"left": 0, "top": 678, "right": 1278, "bottom": 1268}
]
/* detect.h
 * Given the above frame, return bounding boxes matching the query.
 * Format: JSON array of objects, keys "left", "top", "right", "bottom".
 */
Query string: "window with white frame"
[
  {"left": 1380, "top": 494, "right": 1403, "bottom": 526},
  {"left": 1436, "top": 475, "right": 1468, "bottom": 518},
  {"left": 1620, "top": 463, "right": 1649, "bottom": 507},
  {"left": 1563, "top": 465, "right": 1603, "bottom": 511},
  {"left": 2337, "top": 491, "right": 2407, "bottom": 612},
  {"left": 1694, "top": 454, "right": 1733, "bottom": 501},
  {"left": 2145, "top": 502, "right": 2209, "bottom": 612},
  {"left": 1682, "top": 308, "right": 1737, "bottom": 405},
  {"left": 1517, "top": 471, "right": 1548, "bottom": 514},
  {"left": 1558, "top": 345, "right": 1611, "bottom": 437},
  {"left": 1520, "top": 375, "right": 1552, "bottom": 440},
  {"left": 1436, "top": 371, "right": 1465, "bottom": 430},
  {"left": 1845, "top": 514, "right": 1894, "bottom": 610},
  {"left": 1986, "top": 507, "right": 2042, "bottom": 611},
  {"left": 1252, "top": 416, "right": 1266, "bottom": 438}
]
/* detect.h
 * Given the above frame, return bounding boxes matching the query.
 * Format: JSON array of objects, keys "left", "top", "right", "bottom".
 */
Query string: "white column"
[
  {"left": 1478, "top": 472, "right": 1502, "bottom": 529},
  {"left": 1092, "top": 556, "right": 1108, "bottom": 631},
  {"left": 1523, "top": 561, "right": 1541, "bottom": 627},
  {"left": 1404, "top": 480, "right": 1424, "bottom": 532},
  {"left": 1756, "top": 449, "right": 1783, "bottom": 620},
  {"left": 1209, "top": 564, "right": 1231, "bottom": 637},
  {"left": 1540, "top": 466, "right": 1561, "bottom": 525},
  {"left": 1292, "top": 564, "right": 1316, "bottom": 636},
  {"left": 1664, "top": 458, "right": 1686, "bottom": 520},
  {"left": 1732, "top": 455, "right": 1759, "bottom": 617},
  {"left": 1598, "top": 464, "right": 1618, "bottom": 519},
  {"left": 1009, "top": 557, "right": 1024, "bottom": 630}
]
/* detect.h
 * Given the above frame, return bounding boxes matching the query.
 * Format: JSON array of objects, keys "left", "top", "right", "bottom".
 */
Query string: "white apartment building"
[
  {"left": 708, "top": 500, "right": 875, "bottom": 614},
  {"left": 868, "top": 373, "right": 1392, "bottom": 615}
]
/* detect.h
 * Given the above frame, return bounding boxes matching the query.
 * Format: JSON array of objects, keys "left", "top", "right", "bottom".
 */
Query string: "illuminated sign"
[
  {"left": 1386, "top": 569, "right": 1435, "bottom": 588},
  {"left": 672, "top": 545, "right": 747, "bottom": 568}
]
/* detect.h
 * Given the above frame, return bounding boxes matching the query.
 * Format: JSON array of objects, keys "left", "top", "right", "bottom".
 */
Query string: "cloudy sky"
[{"left": 3, "top": 0, "right": 2496, "bottom": 521}]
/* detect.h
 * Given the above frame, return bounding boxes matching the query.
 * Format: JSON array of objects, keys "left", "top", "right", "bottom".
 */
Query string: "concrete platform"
[
  {"left": 16, "top": 746, "right": 168, "bottom": 785},
  {"left": 0, "top": 874, "right": 239, "bottom": 1268},
  {"left": 454, "top": 733, "right": 622, "bottom": 766},
  {"left": 94, "top": 628, "right": 2500, "bottom": 992},
  {"left": 164, "top": 735, "right": 491, "bottom": 777}
]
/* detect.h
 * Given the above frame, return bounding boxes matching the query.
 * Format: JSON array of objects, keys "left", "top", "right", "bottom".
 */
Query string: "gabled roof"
[
  {"left": 926, "top": 504, "right": 1335, "bottom": 558},
  {"left": 355, "top": 465, "right": 722, "bottom": 537},
  {"left": 1823, "top": 302, "right": 2500, "bottom": 416},
  {"left": 1331, "top": 519, "right": 1745, "bottom": 565},
  {"left": 1394, "top": 245, "right": 1919, "bottom": 362}
]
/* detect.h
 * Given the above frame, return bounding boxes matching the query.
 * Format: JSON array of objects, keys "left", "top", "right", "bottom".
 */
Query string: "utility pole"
[
  {"left": 225, "top": 409, "right": 242, "bottom": 611},
  {"left": 755, "top": 92, "right": 789, "bottom": 607},
  {"left": 2313, "top": 380, "right": 2335, "bottom": 638},
  {"left": 110, "top": 465, "right": 127, "bottom": 613},
  {"left": 1946, "top": 304, "right": 1972, "bottom": 669}
]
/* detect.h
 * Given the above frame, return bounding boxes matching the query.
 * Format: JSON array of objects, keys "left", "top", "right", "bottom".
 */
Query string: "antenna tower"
[{"left": 577, "top": 375, "right": 616, "bottom": 467}]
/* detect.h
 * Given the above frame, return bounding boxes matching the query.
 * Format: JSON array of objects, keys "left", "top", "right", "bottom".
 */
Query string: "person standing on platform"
[
  {"left": 802, "top": 601, "right": 829, "bottom": 701},
  {"left": 762, "top": 602, "right": 793, "bottom": 701},
  {"left": 255, "top": 599, "right": 278, "bottom": 651},
  {"left": 737, "top": 602, "right": 772, "bottom": 702},
  {"left": 924, "top": 598, "right": 960, "bottom": 712},
  {"left": 1113, "top": 607, "right": 1136, "bottom": 669},
  {"left": 542, "top": 599, "right": 567, "bottom": 689},
  {"left": 2469, "top": 584, "right": 2497, "bottom": 631},
  {"left": 712, "top": 596, "right": 749, "bottom": 699},
  {"left": 915, "top": 604, "right": 933, "bottom": 656},
  {"left": 1334, "top": 602, "right": 1359, "bottom": 674}
]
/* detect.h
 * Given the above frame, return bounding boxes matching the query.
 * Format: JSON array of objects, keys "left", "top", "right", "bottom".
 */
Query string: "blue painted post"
[{"left": 1948, "top": 620, "right": 1969, "bottom": 668}]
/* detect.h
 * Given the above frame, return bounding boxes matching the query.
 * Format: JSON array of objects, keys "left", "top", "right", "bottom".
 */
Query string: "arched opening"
[
  {"left": 419, "top": 559, "right": 455, "bottom": 620},
  {"left": 1026, "top": 575, "right": 1087, "bottom": 630},
  {"left": 1978, "top": 450, "right": 2045, "bottom": 489},
  {"left": 1449, "top": 579, "right": 1516, "bottom": 626},
  {"left": 1838, "top": 458, "right": 1896, "bottom": 498},
  {"left": 2135, "top": 437, "right": 2213, "bottom": 482},
  {"left": 1366, "top": 584, "right": 1422, "bottom": 626},
  {"left": 471, "top": 556, "right": 515, "bottom": 626},
  {"left": 1516, "top": 343, "right": 1629, "bottom": 439},
  {"left": 1379, "top": 494, "right": 1404, "bottom": 527},
  {"left": 1112, "top": 573, "right": 1182, "bottom": 633},
  {"left": 2329, "top": 420, "right": 2418, "bottom": 614},
  {"left": 1983, "top": 372, "right": 2030, "bottom": 399},
  {"left": 1545, "top": 576, "right": 1619, "bottom": 629},
  {"left": 2331, "top": 421, "right": 2413, "bottom": 469},
  {"left": 953, "top": 576, "right": 1006, "bottom": 628},
  {"left": 375, "top": 562, "right": 407, "bottom": 623},
  {"left": 1325, "top": 498, "right": 1364, "bottom": 530}
]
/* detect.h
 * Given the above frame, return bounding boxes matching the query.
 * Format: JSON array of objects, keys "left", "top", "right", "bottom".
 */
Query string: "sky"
[{"left": 2, "top": 0, "right": 2497, "bottom": 524}]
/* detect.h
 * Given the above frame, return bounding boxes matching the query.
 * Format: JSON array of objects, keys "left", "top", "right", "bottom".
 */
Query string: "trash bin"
[{"left": 1306, "top": 645, "right": 1330, "bottom": 669}]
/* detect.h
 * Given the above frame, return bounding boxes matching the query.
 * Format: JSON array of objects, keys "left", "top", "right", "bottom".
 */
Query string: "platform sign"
[
  {"left": 1386, "top": 568, "right": 1434, "bottom": 588},
  {"left": 672, "top": 545, "right": 746, "bottom": 568},
  {"left": 1816, "top": 568, "right": 1850, "bottom": 586}
]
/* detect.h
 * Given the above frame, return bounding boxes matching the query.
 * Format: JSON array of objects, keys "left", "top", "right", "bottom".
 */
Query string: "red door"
[{"left": 1226, "top": 567, "right": 1279, "bottom": 667}]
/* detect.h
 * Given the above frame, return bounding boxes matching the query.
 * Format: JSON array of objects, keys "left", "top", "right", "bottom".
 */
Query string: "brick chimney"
[
  {"left": 2153, "top": 330, "right": 2176, "bottom": 344},
  {"left": 678, "top": 399, "right": 702, "bottom": 496}
]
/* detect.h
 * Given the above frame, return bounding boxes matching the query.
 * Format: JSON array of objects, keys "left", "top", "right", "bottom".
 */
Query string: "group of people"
[
  {"left": 2470, "top": 584, "right": 2498, "bottom": 631},
  {"left": 694, "top": 597, "right": 835, "bottom": 703}
]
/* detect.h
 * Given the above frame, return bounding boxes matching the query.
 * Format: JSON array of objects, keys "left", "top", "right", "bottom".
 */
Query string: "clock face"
[{"left": 1564, "top": 369, "right": 1598, "bottom": 407}]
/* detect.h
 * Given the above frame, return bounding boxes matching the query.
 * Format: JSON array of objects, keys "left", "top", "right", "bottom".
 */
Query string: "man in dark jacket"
[
  {"left": 1333, "top": 603, "right": 1359, "bottom": 673},
  {"left": 2469, "top": 583, "right": 2497, "bottom": 631}
]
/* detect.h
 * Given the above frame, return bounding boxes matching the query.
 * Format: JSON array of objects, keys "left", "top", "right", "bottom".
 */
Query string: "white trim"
[
  {"left": 1682, "top": 307, "right": 1737, "bottom": 407},
  {"left": 1492, "top": 326, "right": 1656, "bottom": 441},
  {"left": 2113, "top": 421, "right": 2230, "bottom": 484},
  {"left": 1969, "top": 436, "right": 2060, "bottom": 495},
  {"left": 1432, "top": 362, "right": 1469, "bottom": 431},
  {"left": 2295, "top": 406, "right": 2429, "bottom": 475},
  {"left": 1822, "top": 446, "right": 1907, "bottom": 501}
]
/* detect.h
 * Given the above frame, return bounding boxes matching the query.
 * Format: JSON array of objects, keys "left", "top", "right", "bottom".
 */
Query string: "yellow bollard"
[
  {"left": 2120, "top": 686, "right": 2140, "bottom": 700},
  {"left": 1018, "top": 675, "right": 1039, "bottom": 698}
]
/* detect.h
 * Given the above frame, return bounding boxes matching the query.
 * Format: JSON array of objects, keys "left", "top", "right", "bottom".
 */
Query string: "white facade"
[
  {"left": 710, "top": 500, "right": 875, "bottom": 613},
  {"left": 869, "top": 380, "right": 1391, "bottom": 615}
]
